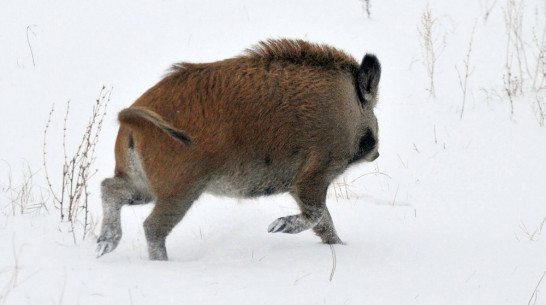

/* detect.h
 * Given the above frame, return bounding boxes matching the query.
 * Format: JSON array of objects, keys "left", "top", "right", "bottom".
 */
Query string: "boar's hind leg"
[
  {"left": 143, "top": 188, "right": 202, "bottom": 261},
  {"left": 97, "top": 176, "right": 152, "bottom": 258}
]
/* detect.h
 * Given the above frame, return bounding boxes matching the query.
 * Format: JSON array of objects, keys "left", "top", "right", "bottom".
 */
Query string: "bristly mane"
[
  {"left": 243, "top": 39, "right": 359, "bottom": 73},
  {"left": 167, "top": 39, "right": 360, "bottom": 77}
]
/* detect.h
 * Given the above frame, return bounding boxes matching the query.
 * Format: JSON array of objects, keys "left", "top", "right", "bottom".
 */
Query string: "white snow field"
[{"left": 1, "top": 0, "right": 546, "bottom": 304}]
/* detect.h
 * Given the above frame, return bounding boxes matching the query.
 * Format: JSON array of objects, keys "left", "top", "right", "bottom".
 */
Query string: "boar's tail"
[
  {"left": 356, "top": 54, "right": 381, "bottom": 106},
  {"left": 118, "top": 107, "right": 192, "bottom": 145}
]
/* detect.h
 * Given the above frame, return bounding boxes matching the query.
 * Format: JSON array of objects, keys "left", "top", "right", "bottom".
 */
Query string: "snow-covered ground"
[{"left": 1, "top": 0, "right": 546, "bottom": 304}]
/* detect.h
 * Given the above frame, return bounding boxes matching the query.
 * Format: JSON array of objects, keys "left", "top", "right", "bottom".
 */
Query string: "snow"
[{"left": 1, "top": 0, "right": 546, "bottom": 304}]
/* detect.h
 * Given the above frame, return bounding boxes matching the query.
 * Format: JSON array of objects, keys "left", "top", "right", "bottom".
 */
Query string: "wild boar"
[{"left": 96, "top": 39, "right": 381, "bottom": 260}]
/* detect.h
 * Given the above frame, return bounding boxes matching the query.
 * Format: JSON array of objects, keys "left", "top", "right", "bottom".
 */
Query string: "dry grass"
[
  {"left": 481, "top": 0, "right": 499, "bottom": 23},
  {"left": 535, "top": 90, "right": 546, "bottom": 126},
  {"left": 456, "top": 21, "right": 477, "bottom": 119},
  {"left": 331, "top": 176, "right": 356, "bottom": 201},
  {"left": 502, "top": 0, "right": 546, "bottom": 123},
  {"left": 418, "top": 3, "right": 445, "bottom": 98},
  {"left": 1, "top": 161, "right": 49, "bottom": 216},
  {"left": 0, "top": 236, "right": 37, "bottom": 305},
  {"left": 43, "top": 86, "right": 111, "bottom": 243},
  {"left": 503, "top": 0, "right": 525, "bottom": 115},
  {"left": 361, "top": 0, "right": 371, "bottom": 18},
  {"left": 518, "top": 217, "right": 546, "bottom": 241}
]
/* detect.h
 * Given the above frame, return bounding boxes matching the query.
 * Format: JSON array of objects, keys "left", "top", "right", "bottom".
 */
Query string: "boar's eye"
[{"left": 349, "top": 128, "right": 376, "bottom": 164}]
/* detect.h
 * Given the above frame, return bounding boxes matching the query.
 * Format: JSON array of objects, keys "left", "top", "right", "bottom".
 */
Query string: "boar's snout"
[{"left": 368, "top": 151, "right": 380, "bottom": 162}]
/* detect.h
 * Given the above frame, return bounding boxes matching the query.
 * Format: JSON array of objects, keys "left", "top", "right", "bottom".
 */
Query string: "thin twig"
[
  {"left": 528, "top": 269, "right": 546, "bottom": 305},
  {"left": 532, "top": 9, "right": 546, "bottom": 89},
  {"left": 26, "top": 25, "right": 36, "bottom": 67},
  {"left": 482, "top": 0, "right": 499, "bottom": 23},
  {"left": 362, "top": 0, "right": 371, "bottom": 18},
  {"left": 43, "top": 105, "right": 62, "bottom": 206},
  {"left": 392, "top": 185, "right": 399, "bottom": 206},
  {"left": 457, "top": 21, "right": 477, "bottom": 120},
  {"left": 351, "top": 171, "right": 392, "bottom": 183},
  {"left": 293, "top": 273, "right": 312, "bottom": 285},
  {"left": 329, "top": 244, "right": 337, "bottom": 282},
  {"left": 0, "top": 234, "right": 21, "bottom": 305},
  {"left": 536, "top": 90, "right": 546, "bottom": 127}
]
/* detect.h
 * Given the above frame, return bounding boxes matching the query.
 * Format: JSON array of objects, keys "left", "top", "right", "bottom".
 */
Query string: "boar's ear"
[{"left": 357, "top": 54, "right": 381, "bottom": 107}]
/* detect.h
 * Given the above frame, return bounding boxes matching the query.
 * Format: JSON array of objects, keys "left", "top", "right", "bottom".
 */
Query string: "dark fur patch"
[
  {"left": 248, "top": 185, "right": 276, "bottom": 197},
  {"left": 165, "top": 127, "right": 192, "bottom": 144},
  {"left": 119, "top": 107, "right": 193, "bottom": 145},
  {"left": 127, "top": 192, "right": 152, "bottom": 205},
  {"left": 264, "top": 186, "right": 275, "bottom": 195},
  {"left": 326, "top": 151, "right": 334, "bottom": 166},
  {"left": 248, "top": 189, "right": 259, "bottom": 197},
  {"left": 357, "top": 54, "right": 381, "bottom": 105},
  {"left": 128, "top": 133, "right": 134, "bottom": 149},
  {"left": 349, "top": 128, "right": 376, "bottom": 164},
  {"left": 264, "top": 156, "right": 271, "bottom": 166}
]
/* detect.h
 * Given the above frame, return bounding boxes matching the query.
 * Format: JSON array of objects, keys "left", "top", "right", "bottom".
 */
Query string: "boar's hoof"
[
  {"left": 96, "top": 231, "right": 121, "bottom": 258},
  {"left": 96, "top": 239, "right": 117, "bottom": 258},
  {"left": 268, "top": 214, "right": 318, "bottom": 234},
  {"left": 148, "top": 244, "right": 168, "bottom": 261},
  {"left": 320, "top": 235, "right": 344, "bottom": 245}
]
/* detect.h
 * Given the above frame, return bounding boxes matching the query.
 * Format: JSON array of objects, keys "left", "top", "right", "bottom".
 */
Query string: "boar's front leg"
[
  {"left": 268, "top": 183, "right": 342, "bottom": 244},
  {"left": 268, "top": 153, "right": 343, "bottom": 244},
  {"left": 312, "top": 208, "right": 343, "bottom": 244},
  {"left": 267, "top": 156, "right": 340, "bottom": 243},
  {"left": 267, "top": 181, "right": 326, "bottom": 234}
]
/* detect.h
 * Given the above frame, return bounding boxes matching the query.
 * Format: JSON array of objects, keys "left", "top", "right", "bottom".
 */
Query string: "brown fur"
[{"left": 96, "top": 39, "right": 381, "bottom": 260}]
